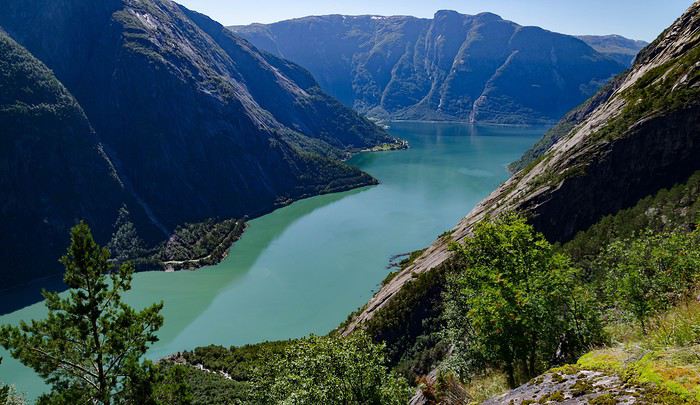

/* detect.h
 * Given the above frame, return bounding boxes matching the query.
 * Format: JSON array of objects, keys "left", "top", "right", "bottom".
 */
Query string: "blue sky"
[{"left": 176, "top": 0, "right": 693, "bottom": 42}]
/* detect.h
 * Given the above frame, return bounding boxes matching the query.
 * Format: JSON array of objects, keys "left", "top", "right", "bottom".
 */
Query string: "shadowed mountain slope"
[{"left": 0, "top": 0, "right": 393, "bottom": 290}]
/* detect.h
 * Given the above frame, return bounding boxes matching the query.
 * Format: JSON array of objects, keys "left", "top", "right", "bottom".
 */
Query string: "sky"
[{"left": 175, "top": 0, "right": 693, "bottom": 42}]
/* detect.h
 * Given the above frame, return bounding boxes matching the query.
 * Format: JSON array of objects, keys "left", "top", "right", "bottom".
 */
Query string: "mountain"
[
  {"left": 0, "top": 30, "right": 141, "bottom": 289},
  {"left": 577, "top": 34, "right": 648, "bottom": 66},
  {"left": 343, "top": 0, "right": 700, "bottom": 335},
  {"left": 232, "top": 11, "right": 627, "bottom": 124},
  {"left": 0, "top": 0, "right": 393, "bottom": 290}
]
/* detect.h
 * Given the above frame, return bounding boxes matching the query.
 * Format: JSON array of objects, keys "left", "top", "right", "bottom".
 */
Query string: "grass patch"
[
  {"left": 577, "top": 301, "right": 700, "bottom": 403},
  {"left": 461, "top": 371, "right": 509, "bottom": 404}
]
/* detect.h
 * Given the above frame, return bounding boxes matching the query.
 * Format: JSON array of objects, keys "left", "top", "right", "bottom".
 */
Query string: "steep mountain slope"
[
  {"left": 232, "top": 12, "right": 626, "bottom": 124},
  {"left": 578, "top": 34, "right": 648, "bottom": 66},
  {"left": 343, "top": 1, "right": 700, "bottom": 334},
  {"left": 0, "top": 0, "right": 392, "bottom": 288},
  {"left": 508, "top": 73, "right": 627, "bottom": 173},
  {"left": 0, "top": 31, "right": 141, "bottom": 288}
]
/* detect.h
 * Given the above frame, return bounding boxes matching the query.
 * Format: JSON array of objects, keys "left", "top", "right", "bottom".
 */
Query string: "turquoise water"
[{"left": 0, "top": 122, "right": 543, "bottom": 400}]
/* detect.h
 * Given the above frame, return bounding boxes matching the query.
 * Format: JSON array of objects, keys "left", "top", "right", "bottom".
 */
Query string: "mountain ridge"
[
  {"left": 232, "top": 11, "right": 630, "bottom": 125},
  {"left": 577, "top": 34, "right": 649, "bottom": 66},
  {"left": 0, "top": 30, "right": 143, "bottom": 289},
  {"left": 0, "top": 0, "right": 394, "bottom": 291}
]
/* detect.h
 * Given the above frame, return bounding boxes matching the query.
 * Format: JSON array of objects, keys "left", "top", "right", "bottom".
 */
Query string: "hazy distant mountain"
[
  {"left": 577, "top": 34, "right": 648, "bottom": 66},
  {"left": 232, "top": 11, "right": 627, "bottom": 124},
  {"left": 0, "top": 0, "right": 391, "bottom": 289}
]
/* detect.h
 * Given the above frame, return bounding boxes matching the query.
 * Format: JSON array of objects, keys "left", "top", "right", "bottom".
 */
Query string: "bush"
[
  {"left": 596, "top": 229, "right": 700, "bottom": 332},
  {"left": 252, "top": 332, "right": 411, "bottom": 404},
  {"left": 445, "top": 213, "right": 603, "bottom": 387}
]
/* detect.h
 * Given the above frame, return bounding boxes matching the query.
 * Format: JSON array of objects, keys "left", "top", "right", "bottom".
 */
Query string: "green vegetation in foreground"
[
  {"left": 2, "top": 181, "right": 699, "bottom": 405},
  {"left": 567, "top": 229, "right": 700, "bottom": 404},
  {"left": 0, "top": 222, "right": 410, "bottom": 404},
  {"left": 164, "top": 332, "right": 411, "bottom": 404},
  {"left": 444, "top": 214, "right": 603, "bottom": 388},
  {"left": 253, "top": 332, "right": 410, "bottom": 404},
  {"left": 0, "top": 222, "right": 178, "bottom": 404},
  {"left": 597, "top": 230, "right": 700, "bottom": 332},
  {"left": 576, "top": 303, "right": 700, "bottom": 403},
  {"left": 361, "top": 173, "right": 700, "bottom": 404},
  {"left": 563, "top": 170, "right": 700, "bottom": 268}
]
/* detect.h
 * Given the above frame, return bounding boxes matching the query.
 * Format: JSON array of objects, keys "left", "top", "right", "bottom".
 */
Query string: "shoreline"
[
  {"left": 372, "top": 118, "right": 556, "bottom": 128},
  {"left": 162, "top": 138, "right": 410, "bottom": 273}
]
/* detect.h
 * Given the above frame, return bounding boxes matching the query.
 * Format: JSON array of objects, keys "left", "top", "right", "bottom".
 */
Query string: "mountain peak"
[
  {"left": 234, "top": 11, "right": 626, "bottom": 124},
  {"left": 432, "top": 10, "right": 503, "bottom": 22},
  {"left": 474, "top": 11, "right": 503, "bottom": 21}
]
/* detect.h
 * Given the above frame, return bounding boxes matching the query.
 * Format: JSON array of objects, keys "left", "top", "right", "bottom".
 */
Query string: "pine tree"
[
  {"left": 0, "top": 222, "right": 163, "bottom": 404},
  {"left": 108, "top": 205, "right": 146, "bottom": 262}
]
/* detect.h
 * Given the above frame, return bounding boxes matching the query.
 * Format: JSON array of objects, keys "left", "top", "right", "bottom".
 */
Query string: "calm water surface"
[{"left": 0, "top": 122, "right": 543, "bottom": 400}]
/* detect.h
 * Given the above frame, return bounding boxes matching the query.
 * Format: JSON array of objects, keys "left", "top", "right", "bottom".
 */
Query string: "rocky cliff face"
[
  {"left": 342, "top": 1, "right": 700, "bottom": 334},
  {"left": 232, "top": 12, "right": 627, "bottom": 124},
  {"left": 0, "top": 0, "right": 392, "bottom": 289}
]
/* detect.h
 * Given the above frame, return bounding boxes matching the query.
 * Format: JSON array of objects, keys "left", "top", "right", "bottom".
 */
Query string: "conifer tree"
[{"left": 0, "top": 222, "right": 163, "bottom": 404}]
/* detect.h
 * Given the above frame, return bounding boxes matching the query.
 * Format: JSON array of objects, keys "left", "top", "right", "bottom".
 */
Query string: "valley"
[
  {"left": 0, "top": 122, "right": 543, "bottom": 401},
  {"left": 1, "top": 1, "right": 697, "bottom": 404}
]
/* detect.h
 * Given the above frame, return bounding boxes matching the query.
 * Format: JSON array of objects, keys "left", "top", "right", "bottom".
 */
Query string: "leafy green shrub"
[
  {"left": 648, "top": 301, "right": 700, "bottom": 348},
  {"left": 252, "top": 332, "right": 411, "bottom": 404},
  {"left": 596, "top": 229, "right": 700, "bottom": 332},
  {"left": 446, "top": 213, "right": 603, "bottom": 387},
  {"left": 158, "top": 341, "right": 293, "bottom": 404},
  {"left": 182, "top": 341, "right": 289, "bottom": 382}
]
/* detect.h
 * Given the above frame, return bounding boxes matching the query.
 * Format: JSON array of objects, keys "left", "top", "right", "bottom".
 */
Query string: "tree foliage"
[
  {"left": 446, "top": 213, "right": 603, "bottom": 387},
  {"left": 0, "top": 222, "right": 164, "bottom": 404},
  {"left": 108, "top": 206, "right": 146, "bottom": 263},
  {"left": 563, "top": 170, "right": 700, "bottom": 269},
  {"left": 596, "top": 229, "right": 700, "bottom": 332},
  {"left": 253, "top": 332, "right": 411, "bottom": 404}
]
